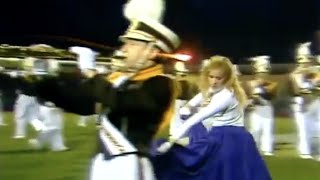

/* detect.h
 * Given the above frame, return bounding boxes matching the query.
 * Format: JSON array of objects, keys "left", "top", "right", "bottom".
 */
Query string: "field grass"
[{"left": 0, "top": 112, "right": 320, "bottom": 180}]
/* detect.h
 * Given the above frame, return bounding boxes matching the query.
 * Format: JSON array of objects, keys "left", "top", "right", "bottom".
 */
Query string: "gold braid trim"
[
  {"left": 106, "top": 64, "right": 164, "bottom": 83},
  {"left": 101, "top": 127, "right": 126, "bottom": 153}
]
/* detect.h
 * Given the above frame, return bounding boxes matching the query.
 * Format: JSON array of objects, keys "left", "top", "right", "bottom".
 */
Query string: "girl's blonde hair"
[{"left": 199, "top": 55, "right": 248, "bottom": 107}]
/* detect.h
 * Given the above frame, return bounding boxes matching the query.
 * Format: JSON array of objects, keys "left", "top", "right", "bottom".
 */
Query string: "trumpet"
[
  {"left": 0, "top": 44, "right": 192, "bottom": 74},
  {"left": 0, "top": 44, "right": 114, "bottom": 72}
]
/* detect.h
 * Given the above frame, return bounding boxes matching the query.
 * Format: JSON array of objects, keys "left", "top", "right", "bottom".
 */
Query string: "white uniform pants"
[
  {"left": 32, "top": 105, "right": 67, "bottom": 151},
  {"left": 294, "top": 99, "right": 320, "bottom": 155},
  {"left": 249, "top": 104, "right": 274, "bottom": 153},
  {"left": 89, "top": 153, "right": 155, "bottom": 180}
]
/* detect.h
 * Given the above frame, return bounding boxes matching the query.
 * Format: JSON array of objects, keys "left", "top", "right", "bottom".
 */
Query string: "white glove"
[
  {"left": 293, "top": 96, "right": 304, "bottom": 104},
  {"left": 157, "top": 141, "right": 174, "bottom": 153},
  {"left": 69, "top": 46, "right": 97, "bottom": 72},
  {"left": 78, "top": 54, "right": 96, "bottom": 71},
  {"left": 30, "top": 119, "right": 46, "bottom": 132},
  {"left": 112, "top": 75, "right": 130, "bottom": 88},
  {"left": 179, "top": 106, "right": 191, "bottom": 120},
  {"left": 96, "top": 65, "right": 109, "bottom": 74},
  {"left": 252, "top": 86, "right": 265, "bottom": 94},
  {"left": 7, "top": 71, "right": 18, "bottom": 77},
  {"left": 180, "top": 106, "right": 191, "bottom": 116}
]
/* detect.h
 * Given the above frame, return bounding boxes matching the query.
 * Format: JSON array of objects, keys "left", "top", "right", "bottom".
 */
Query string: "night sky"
[{"left": 0, "top": 0, "right": 319, "bottom": 64}]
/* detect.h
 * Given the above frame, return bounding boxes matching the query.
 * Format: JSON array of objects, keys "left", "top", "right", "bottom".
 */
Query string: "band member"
[
  {"left": 87, "top": 15, "right": 181, "bottom": 179},
  {"left": 12, "top": 57, "right": 40, "bottom": 139},
  {"left": 290, "top": 42, "right": 319, "bottom": 159},
  {"left": 7, "top": 2, "right": 181, "bottom": 178},
  {"left": 0, "top": 0, "right": 179, "bottom": 178},
  {"left": 7, "top": 52, "right": 69, "bottom": 151},
  {"left": 28, "top": 100, "right": 69, "bottom": 152},
  {"left": 247, "top": 56, "right": 277, "bottom": 156},
  {"left": 154, "top": 56, "right": 271, "bottom": 180}
]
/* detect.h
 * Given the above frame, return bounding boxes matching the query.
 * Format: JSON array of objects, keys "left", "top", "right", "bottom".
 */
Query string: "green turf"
[
  {"left": 0, "top": 113, "right": 320, "bottom": 180},
  {"left": 0, "top": 113, "right": 97, "bottom": 180}
]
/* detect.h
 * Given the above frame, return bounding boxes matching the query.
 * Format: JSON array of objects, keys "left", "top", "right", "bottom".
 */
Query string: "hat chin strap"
[{"left": 130, "top": 42, "right": 156, "bottom": 71}]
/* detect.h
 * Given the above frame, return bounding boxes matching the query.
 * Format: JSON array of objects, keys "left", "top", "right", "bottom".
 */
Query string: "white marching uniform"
[
  {"left": 246, "top": 56, "right": 275, "bottom": 155},
  {"left": 29, "top": 102, "right": 68, "bottom": 151},
  {"left": 90, "top": 116, "right": 156, "bottom": 180},
  {"left": 291, "top": 71, "right": 320, "bottom": 157},
  {"left": 13, "top": 93, "right": 39, "bottom": 138},
  {"left": 248, "top": 85, "right": 275, "bottom": 155}
]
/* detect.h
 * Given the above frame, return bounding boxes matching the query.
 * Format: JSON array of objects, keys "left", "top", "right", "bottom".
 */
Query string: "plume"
[{"left": 123, "top": 0, "right": 165, "bottom": 22}]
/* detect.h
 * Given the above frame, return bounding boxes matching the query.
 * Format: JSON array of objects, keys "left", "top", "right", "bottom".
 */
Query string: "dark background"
[{"left": 0, "top": 0, "right": 319, "bottom": 64}]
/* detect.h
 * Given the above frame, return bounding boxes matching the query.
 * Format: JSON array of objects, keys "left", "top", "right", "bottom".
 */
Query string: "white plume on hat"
[
  {"left": 121, "top": 0, "right": 180, "bottom": 53},
  {"left": 123, "top": 0, "right": 165, "bottom": 22}
]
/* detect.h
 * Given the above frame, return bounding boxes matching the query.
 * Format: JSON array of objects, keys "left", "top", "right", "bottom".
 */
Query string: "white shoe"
[
  {"left": 13, "top": 135, "right": 25, "bottom": 139},
  {"left": 52, "top": 147, "right": 70, "bottom": 152},
  {"left": 28, "top": 139, "right": 42, "bottom": 150},
  {"left": 263, "top": 152, "right": 274, "bottom": 156},
  {"left": 77, "top": 123, "right": 86, "bottom": 127},
  {"left": 300, "top": 154, "right": 313, "bottom": 159}
]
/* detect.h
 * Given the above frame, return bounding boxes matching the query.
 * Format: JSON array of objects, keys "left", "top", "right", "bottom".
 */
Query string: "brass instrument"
[
  {"left": 304, "top": 67, "right": 320, "bottom": 93},
  {"left": 248, "top": 78, "right": 278, "bottom": 109},
  {"left": 0, "top": 44, "right": 191, "bottom": 74},
  {"left": 0, "top": 44, "right": 115, "bottom": 74}
]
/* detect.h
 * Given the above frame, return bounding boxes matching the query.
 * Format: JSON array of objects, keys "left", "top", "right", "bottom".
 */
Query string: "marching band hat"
[
  {"left": 120, "top": 17, "right": 180, "bottom": 53},
  {"left": 295, "top": 42, "right": 313, "bottom": 63},
  {"left": 249, "top": 55, "right": 271, "bottom": 73}
]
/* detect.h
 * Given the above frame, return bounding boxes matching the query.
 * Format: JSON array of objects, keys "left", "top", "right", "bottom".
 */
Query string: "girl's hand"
[{"left": 157, "top": 141, "right": 174, "bottom": 153}]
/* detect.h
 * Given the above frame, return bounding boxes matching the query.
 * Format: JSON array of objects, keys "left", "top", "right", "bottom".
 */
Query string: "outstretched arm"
[
  {"left": 171, "top": 89, "right": 233, "bottom": 140},
  {"left": 34, "top": 72, "right": 97, "bottom": 115},
  {"left": 91, "top": 75, "right": 174, "bottom": 113}
]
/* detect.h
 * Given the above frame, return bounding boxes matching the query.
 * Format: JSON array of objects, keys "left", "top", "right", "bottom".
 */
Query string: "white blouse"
[{"left": 172, "top": 88, "right": 244, "bottom": 140}]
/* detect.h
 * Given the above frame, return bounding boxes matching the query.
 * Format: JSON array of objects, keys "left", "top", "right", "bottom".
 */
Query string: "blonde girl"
[{"left": 152, "top": 55, "right": 271, "bottom": 180}]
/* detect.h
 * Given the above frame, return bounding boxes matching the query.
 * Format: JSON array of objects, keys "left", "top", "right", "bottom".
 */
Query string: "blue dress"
[{"left": 150, "top": 125, "right": 271, "bottom": 180}]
